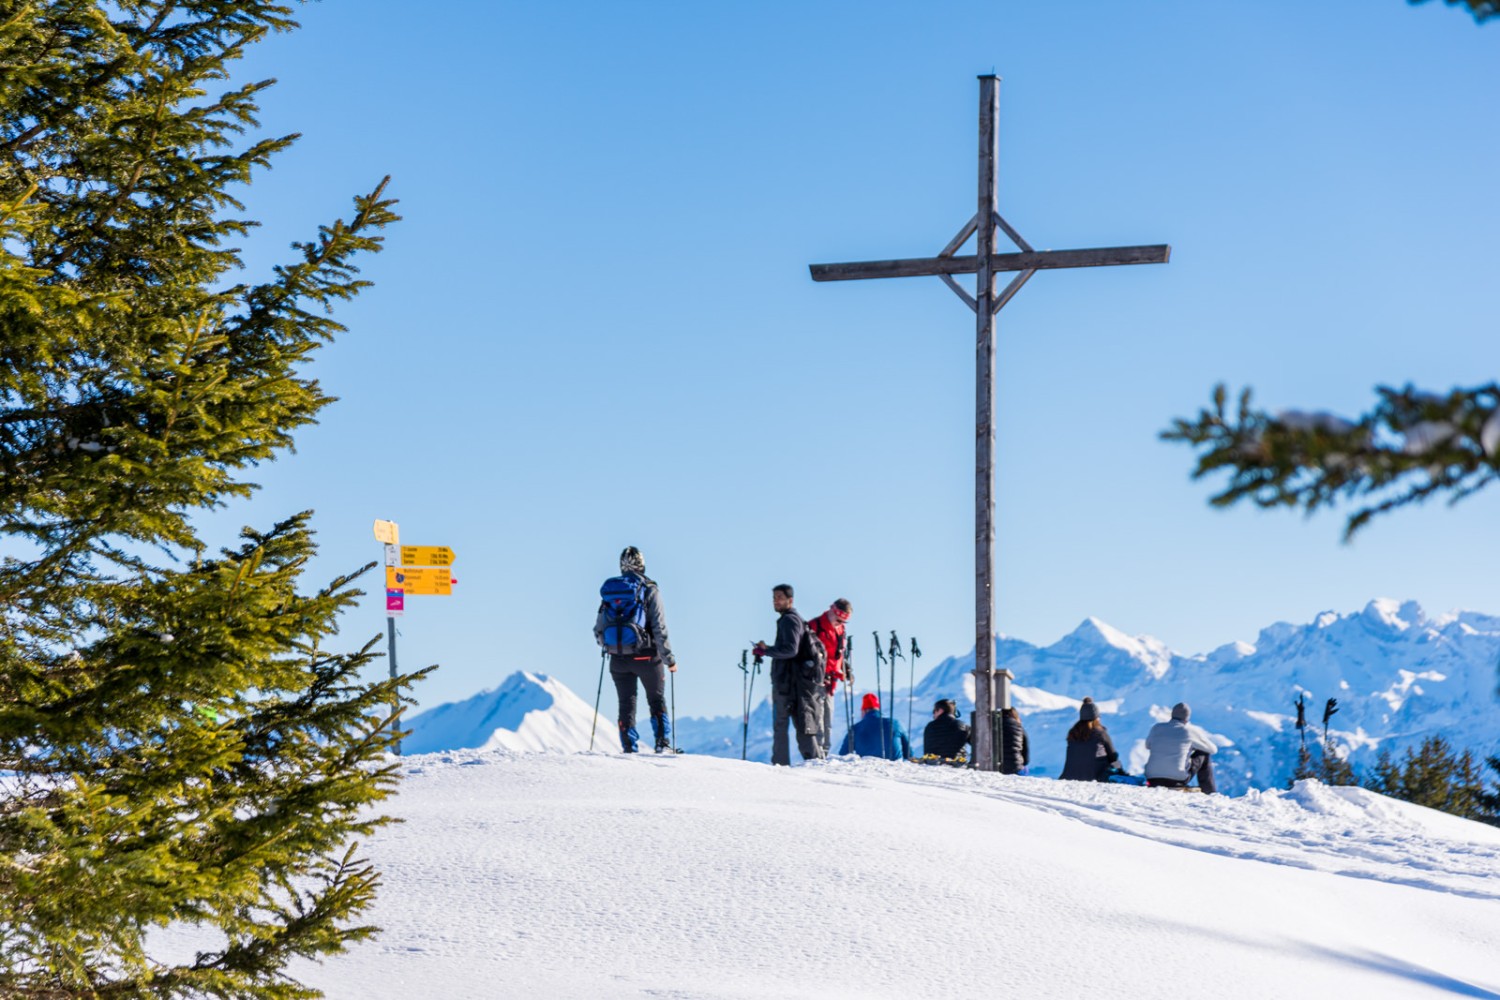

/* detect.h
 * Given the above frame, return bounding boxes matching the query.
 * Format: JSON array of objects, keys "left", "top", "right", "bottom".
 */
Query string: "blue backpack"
[{"left": 598, "top": 574, "right": 653, "bottom": 656}]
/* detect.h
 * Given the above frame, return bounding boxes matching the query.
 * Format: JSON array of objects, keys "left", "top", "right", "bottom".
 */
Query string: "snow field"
[{"left": 275, "top": 751, "right": 1500, "bottom": 1000}]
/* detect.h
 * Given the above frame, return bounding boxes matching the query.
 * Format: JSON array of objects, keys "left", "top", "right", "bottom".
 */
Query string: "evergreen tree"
[
  {"left": 1476, "top": 755, "right": 1500, "bottom": 826},
  {"left": 1163, "top": 383, "right": 1500, "bottom": 542},
  {"left": 1410, "top": 0, "right": 1500, "bottom": 23},
  {"left": 1359, "top": 737, "right": 1490, "bottom": 821},
  {"left": 1287, "top": 741, "right": 1315, "bottom": 788},
  {"left": 1316, "top": 736, "right": 1358, "bottom": 787},
  {"left": 0, "top": 3, "right": 422, "bottom": 997}
]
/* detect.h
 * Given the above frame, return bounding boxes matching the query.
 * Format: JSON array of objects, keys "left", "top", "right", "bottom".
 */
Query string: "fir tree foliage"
[
  {"left": 1360, "top": 736, "right": 1491, "bottom": 821},
  {"left": 1409, "top": 0, "right": 1500, "bottom": 23},
  {"left": 1162, "top": 383, "right": 1500, "bottom": 541},
  {"left": 0, "top": 2, "right": 421, "bottom": 997}
]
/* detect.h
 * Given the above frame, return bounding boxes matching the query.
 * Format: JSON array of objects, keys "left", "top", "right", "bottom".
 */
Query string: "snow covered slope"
[
  {"left": 157, "top": 751, "right": 1500, "bottom": 999},
  {"left": 402, "top": 671, "right": 602, "bottom": 754}
]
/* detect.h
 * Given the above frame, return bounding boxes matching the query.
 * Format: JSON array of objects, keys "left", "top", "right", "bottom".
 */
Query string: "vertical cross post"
[
  {"left": 972, "top": 75, "right": 999, "bottom": 772},
  {"left": 808, "top": 78, "right": 1168, "bottom": 774}
]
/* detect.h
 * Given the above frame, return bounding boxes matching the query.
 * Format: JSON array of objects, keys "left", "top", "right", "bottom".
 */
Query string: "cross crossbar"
[{"left": 809, "top": 243, "right": 1170, "bottom": 282}]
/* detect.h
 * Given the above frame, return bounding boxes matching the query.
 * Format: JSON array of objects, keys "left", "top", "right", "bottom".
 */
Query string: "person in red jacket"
[{"left": 805, "top": 598, "right": 852, "bottom": 755}]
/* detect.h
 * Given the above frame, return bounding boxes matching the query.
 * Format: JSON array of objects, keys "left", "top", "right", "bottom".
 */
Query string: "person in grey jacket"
[
  {"left": 1144, "top": 702, "right": 1218, "bottom": 794},
  {"left": 752, "top": 583, "right": 823, "bottom": 766},
  {"left": 594, "top": 546, "right": 676, "bottom": 753}
]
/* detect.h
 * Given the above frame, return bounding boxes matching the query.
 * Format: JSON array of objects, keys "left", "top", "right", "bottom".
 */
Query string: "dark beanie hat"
[
  {"left": 1078, "top": 697, "right": 1099, "bottom": 723},
  {"left": 1171, "top": 702, "right": 1191, "bottom": 722},
  {"left": 620, "top": 546, "right": 645, "bottom": 574}
]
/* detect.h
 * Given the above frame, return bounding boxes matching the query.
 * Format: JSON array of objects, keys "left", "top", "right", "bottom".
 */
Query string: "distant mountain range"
[{"left": 404, "top": 600, "right": 1500, "bottom": 793}]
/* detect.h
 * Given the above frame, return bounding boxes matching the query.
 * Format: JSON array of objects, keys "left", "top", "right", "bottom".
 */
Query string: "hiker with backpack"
[
  {"left": 839, "top": 693, "right": 911, "bottom": 761},
  {"left": 1144, "top": 702, "right": 1218, "bottom": 794},
  {"left": 806, "top": 598, "right": 853, "bottom": 755},
  {"left": 1059, "top": 697, "right": 1120, "bottom": 782},
  {"left": 594, "top": 546, "right": 677, "bottom": 754},
  {"left": 752, "top": 583, "right": 824, "bottom": 766}
]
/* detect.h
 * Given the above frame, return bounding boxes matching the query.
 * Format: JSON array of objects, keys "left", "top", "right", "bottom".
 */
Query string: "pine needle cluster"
[
  {"left": 1, "top": 3, "right": 422, "bottom": 996},
  {"left": 1162, "top": 383, "right": 1500, "bottom": 541}
]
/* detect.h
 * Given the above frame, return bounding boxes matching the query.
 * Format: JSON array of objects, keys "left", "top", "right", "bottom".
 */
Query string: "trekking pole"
[
  {"left": 873, "top": 631, "right": 888, "bottom": 758},
  {"left": 670, "top": 667, "right": 678, "bottom": 753},
  {"left": 589, "top": 649, "right": 607, "bottom": 752},
  {"left": 888, "top": 631, "right": 903, "bottom": 757},
  {"left": 842, "top": 634, "right": 855, "bottom": 749},
  {"left": 908, "top": 636, "right": 921, "bottom": 737},
  {"left": 748, "top": 651, "right": 764, "bottom": 757},
  {"left": 739, "top": 649, "right": 750, "bottom": 761}
]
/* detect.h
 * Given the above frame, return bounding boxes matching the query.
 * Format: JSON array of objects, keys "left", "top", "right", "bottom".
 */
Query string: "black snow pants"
[{"left": 610, "top": 655, "right": 668, "bottom": 749}]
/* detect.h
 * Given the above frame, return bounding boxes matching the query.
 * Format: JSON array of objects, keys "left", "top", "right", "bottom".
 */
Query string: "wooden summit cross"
[{"left": 809, "top": 75, "right": 1169, "bottom": 772}]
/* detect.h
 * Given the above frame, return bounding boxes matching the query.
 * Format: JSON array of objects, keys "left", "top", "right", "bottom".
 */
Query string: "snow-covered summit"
[
  {"left": 157, "top": 751, "right": 1500, "bottom": 998},
  {"left": 403, "top": 670, "right": 601, "bottom": 755}
]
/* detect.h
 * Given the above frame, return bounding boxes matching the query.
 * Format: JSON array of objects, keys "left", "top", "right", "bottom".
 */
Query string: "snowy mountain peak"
[
  {"left": 1058, "top": 616, "right": 1174, "bottom": 680},
  {"left": 404, "top": 671, "right": 602, "bottom": 755},
  {"left": 1361, "top": 597, "right": 1427, "bottom": 633}
]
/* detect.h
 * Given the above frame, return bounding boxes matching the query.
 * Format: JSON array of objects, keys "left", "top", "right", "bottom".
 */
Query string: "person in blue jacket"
[{"left": 838, "top": 693, "right": 911, "bottom": 761}]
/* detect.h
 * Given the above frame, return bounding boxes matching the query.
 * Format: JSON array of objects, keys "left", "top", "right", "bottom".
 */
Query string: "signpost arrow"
[
  {"left": 399, "top": 545, "right": 456, "bottom": 567},
  {"left": 385, "top": 566, "right": 455, "bottom": 596}
]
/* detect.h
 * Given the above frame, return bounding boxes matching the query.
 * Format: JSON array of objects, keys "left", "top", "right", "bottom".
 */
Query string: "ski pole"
[
  {"left": 842, "top": 634, "right": 855, "bottom": 750},
  {"left": 739, "top": 649, "right": 750, "bottom": 761},
  {"left": 889, "top": 631, "right": 903, "bottom": 759},
  {"left": 873, "top": 631, "right": 887, "bottom": 759},
  {"left": 589, "top": 649, "right": 607, "bottom": 752},
  {"left": 748, "top": 651, "right": 763, "bottom": 758},
  {"left": 909, "top": 636, "right": 921, "bottom": 738},
  {"left": 670, "top": 666, "right": 678, "bottom": 753}
]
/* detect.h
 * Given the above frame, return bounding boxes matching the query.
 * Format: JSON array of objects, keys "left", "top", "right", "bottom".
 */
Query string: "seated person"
[
  {"left": 1144, "top": 702, "right": 1217, "bottom": 794},
  {"left": 922, "top": 699, "right": 970, "bottom": 760},
  {"left": 839, "top": 693, "right": 911, "bottom": 761},
  {"left": 1059, "top": 698, "right": 1119, "bottom": 782}
]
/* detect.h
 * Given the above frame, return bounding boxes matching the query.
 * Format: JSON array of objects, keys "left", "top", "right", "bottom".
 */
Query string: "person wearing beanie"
[
  {"left": 922, "top": 698, "right": 971, "bottom": 761},
  {"left": 594, "top": 546, "right": 677, "bottom": 753},
  {"left": 806, "top": 598, "right": 853, "bottom": 755},
  {"left": 1059, "top": 697, "right": 1120, "bottom": 782},
  {"left": 1144, "top": 701, "right": 1218, "bottom": 793},
  {"left": 752, "top": 584, "right": 823, "bottom": 765},
  {"left": 837, "top": 691, "right": 911, "bottom": 761}
]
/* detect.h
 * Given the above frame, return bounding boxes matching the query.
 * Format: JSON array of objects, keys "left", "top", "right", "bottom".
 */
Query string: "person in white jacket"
[{"left": 1144, "top": 702, "right": 1218, "bottom": 794}]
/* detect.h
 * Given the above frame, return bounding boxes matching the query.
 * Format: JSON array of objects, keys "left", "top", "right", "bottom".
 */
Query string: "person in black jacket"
[
  {"left": 594, "top": 546, "right": 677, "bottom": 753},
  {"left": 922, "top": 699, "right": 970, "bottom": 760},
  {"left": 1059, "top": 698, "right": 1118, "bottom": 782},
  {"left": 752, "top": 583, "right": 823, "bottom": 766},
  {"left": 999, "top": 706, "right": 1030, "bottom": 775}
]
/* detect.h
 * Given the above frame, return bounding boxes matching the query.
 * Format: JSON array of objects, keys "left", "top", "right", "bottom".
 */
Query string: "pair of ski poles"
[
  {"left": 739, "top": 648, "right": 763, "bottom": 760},
  {"left": 869, "top": 631, "right": 921, "bottom": 758}
]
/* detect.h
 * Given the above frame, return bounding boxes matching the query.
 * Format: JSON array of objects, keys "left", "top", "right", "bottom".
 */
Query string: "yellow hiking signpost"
[
  {"left": 399, "top": 545, "right": 456, "bottom": 567},
  {"left": 372, "top": 519, "right": 459, "bottom": 754},
  {"left": 385, "top": 566, "right": 455, "bottom": 595}
]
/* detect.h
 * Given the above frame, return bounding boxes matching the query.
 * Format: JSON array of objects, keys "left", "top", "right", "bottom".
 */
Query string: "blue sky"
[{"left": 210, "top": 1, "right": 1500, "bottom": 717}]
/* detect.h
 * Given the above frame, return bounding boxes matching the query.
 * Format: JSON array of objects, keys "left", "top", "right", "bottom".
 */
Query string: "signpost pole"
[{"left": 388, "top": 615, "right": 401, "bottom": 756}]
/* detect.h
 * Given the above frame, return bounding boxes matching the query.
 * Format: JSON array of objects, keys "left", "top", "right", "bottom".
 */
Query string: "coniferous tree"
[
  {"left": 1410, "top": 0, "right": 1500, "bottom": 23},
  {"left": 0, "top": 3, "right": 422, "bottom": 997},
  {"left": 1316, "top": 736, "right": 1358, "bottom": 787},
  {"left": 1476, "top": 755, "right": 1500, "bottom": 826},
  {"left": 1360, "top": 737, "right": 1490, "bottom": 821}
]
